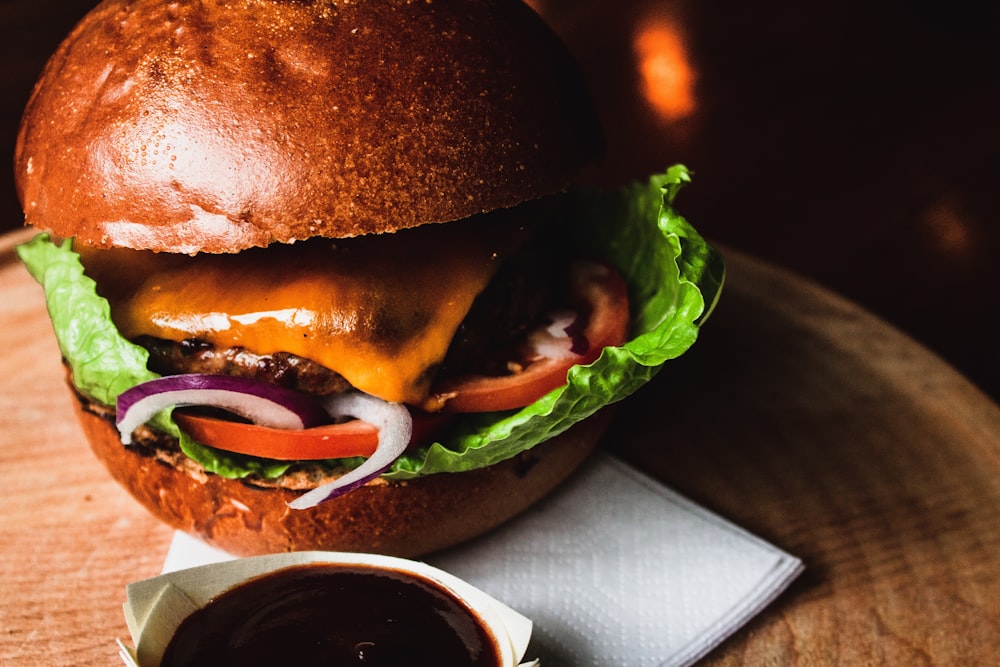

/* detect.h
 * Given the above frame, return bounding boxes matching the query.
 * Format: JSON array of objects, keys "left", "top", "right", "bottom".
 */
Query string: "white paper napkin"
[{"left": 161, "top": 453, "right": 803, "bottom": 666}]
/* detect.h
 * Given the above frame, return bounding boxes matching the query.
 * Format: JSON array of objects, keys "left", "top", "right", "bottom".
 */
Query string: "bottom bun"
[{"left": 72, "top": 390, "right": 610, "bottom": 558}]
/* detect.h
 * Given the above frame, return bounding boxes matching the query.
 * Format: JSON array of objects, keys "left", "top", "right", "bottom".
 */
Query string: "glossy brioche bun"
[
  {"left": 15, "top": 0, "right": 603, "bottom": 253},
  {"left": 72, "top": 388, "right": 612, "bottom": 557}
]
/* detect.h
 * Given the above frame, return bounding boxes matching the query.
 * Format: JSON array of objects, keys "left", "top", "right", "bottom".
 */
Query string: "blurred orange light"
[
  {"left": 634, "top": 20, "right": 696, "bottom": 121},
  {"left": 923, "top": 199, "right": 974, "bottom": 262}
]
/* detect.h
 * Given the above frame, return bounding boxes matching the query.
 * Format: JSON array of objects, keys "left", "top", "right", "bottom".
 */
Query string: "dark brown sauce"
[{"left": 160, "top": 563, "right": 501, "bottom": 667}]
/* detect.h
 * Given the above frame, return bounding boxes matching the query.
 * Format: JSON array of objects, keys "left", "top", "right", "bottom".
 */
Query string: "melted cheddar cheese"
[{"left": 81, "top": 219, "right": 532, "bottom": 404}]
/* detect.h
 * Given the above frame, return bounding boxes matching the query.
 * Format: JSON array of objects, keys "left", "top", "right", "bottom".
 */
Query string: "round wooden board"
[
  {"left": 1, "top": 230, "right": 998, "bottom": 665},
  {"left": 607, "top": 245, "right": 1000, "bottom": 664}
]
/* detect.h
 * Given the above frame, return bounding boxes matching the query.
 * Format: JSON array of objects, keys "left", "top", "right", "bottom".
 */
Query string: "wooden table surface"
[{"left": 2, "top": 229, "right": 998, "bottom": 665}]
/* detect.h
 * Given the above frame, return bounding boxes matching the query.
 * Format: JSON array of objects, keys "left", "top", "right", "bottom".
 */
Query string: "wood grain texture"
[
  {"left": 607, "top": 246, "right": 1000, "bottom": 665},
  {"left": 0, "top": 232, "right": 173, "bottom": 666},
  {"left": 1, "top": 235, "right": 999, "bottom": 665}
]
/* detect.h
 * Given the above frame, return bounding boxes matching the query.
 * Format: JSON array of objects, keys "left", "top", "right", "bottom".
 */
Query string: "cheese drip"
[{"left": 82, "top": 219, "right": 530, "bottom": 404}]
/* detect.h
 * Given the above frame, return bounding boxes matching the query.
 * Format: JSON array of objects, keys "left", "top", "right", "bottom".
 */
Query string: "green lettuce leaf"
[
  {"left": 16, "top": 236, "right": 178, "bottom": 436},
  {"left": 388, "top": 165, "right": 725, "bottom": 478},
  {"left": 17, "top": 166, "right": 724, "bottom": 480}
]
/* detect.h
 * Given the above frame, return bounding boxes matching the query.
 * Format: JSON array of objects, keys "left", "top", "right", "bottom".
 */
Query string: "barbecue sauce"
[{"left": 159, "top": 563, "right": 501, "bottom": 667}]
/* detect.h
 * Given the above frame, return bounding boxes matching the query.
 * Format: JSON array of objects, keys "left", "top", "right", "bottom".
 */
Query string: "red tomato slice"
[
  {"left": 174, "top": 412, "right": 379, "bottom": 460},
  {"left": 430, "top": 260, "right": 630, "bottom": 413},
  {"left": 174, "top": 410, "right": 453, "bottom": 460}
]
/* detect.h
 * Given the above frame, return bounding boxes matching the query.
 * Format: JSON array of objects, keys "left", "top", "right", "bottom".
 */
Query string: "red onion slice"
[
  {"left": 116, "top": 375, "right": 330, "bottom": 445},
  {"left": 287, "top": 392, "right": 413, "bottom": 509},
  {"left": 526, "top": 309, "right": 583, "bottom": 361}
]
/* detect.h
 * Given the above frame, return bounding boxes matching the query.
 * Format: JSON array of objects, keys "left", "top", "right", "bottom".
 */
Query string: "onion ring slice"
[
  {"left": 287, "top": 392, "right": 413, "bottom": 509},
  {"left": 116, "top": 374, "right": 330, "bottom": 445}
]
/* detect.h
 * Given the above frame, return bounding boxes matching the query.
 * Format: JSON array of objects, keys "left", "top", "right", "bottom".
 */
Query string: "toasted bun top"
[{"left": 15, "top": 0, "right": 603, "bottom": 253}]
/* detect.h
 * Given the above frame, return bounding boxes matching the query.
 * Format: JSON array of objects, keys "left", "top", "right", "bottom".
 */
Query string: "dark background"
[{"left": 2, "top": 0, "right": 998, "bottom": 400}]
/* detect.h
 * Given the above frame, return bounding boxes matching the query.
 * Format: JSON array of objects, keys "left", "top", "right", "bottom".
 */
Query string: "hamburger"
[{"left": 15, "top": 0, "right": 724, "bottom": 557}]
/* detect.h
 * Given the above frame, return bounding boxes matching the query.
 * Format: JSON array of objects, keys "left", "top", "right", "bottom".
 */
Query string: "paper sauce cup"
[{"left": 119, "top": 551, "right": 537, "bottom": 667}]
